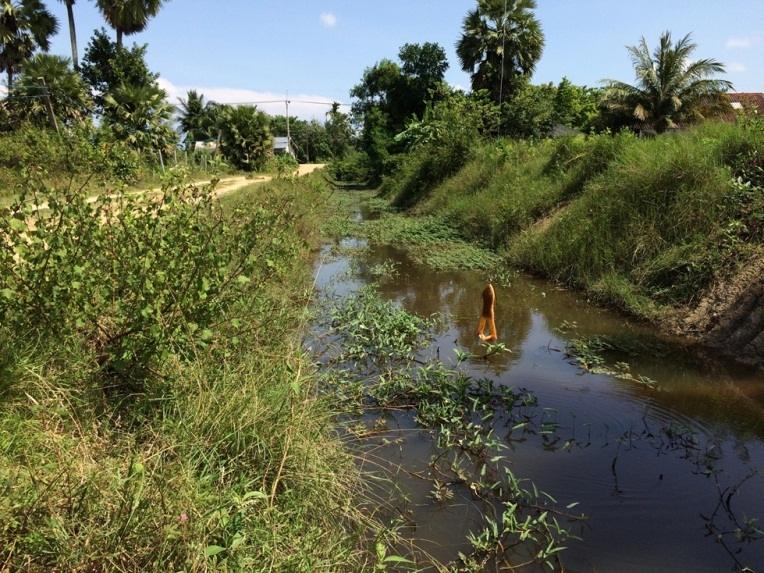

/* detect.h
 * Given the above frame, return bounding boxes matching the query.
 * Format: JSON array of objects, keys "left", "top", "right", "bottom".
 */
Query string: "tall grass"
[
  {"left": 383, "top": 119, "right": 764, "bottom": 318},
  {"left": 0, "top": 176, "right": 368, "bottom": 571}
]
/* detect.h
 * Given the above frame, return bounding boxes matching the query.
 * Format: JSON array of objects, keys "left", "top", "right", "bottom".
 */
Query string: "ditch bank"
[{"left": 379, "top": 121, "right": 764, "bottom": 367}]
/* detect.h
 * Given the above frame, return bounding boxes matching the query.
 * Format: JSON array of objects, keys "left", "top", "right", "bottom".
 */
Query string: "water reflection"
[{"left": 314, "top": 224, "right": 764, "bottom": 572}]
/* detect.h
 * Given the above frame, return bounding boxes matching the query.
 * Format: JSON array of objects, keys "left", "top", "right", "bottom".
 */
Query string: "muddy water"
[{"left": 312, "top": 212, "right": 764, "bottom": 572}]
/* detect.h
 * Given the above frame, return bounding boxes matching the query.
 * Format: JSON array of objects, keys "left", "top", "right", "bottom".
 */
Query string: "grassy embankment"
[
  {"left": 0, "top": 173, "right": 369, "bottom": 571},
  {"left": 381, "top": 120, "right": 764, "bottom": 323}
]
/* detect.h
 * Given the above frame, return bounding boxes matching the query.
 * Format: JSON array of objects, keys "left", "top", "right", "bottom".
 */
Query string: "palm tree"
[
  {"left": 58, "top": 0, "right": 77, "bottom": 67},
  {"left": 0, "top": 0, "right": 58, "bottom": 89},
  {"left": 178, "top": 89, "right": 207, "bottom": 147},
  {"left": 94, "top": 0, "right": 164, "bottom": 47},
  {"left": 456, "top": 0, "right": 544, "bottom": 103},
  {"left": 14, "top": 53, "right": 91, "bottom": 123},
  {"left": 602, "top": 32, "right": 733, "bottom": 133}
]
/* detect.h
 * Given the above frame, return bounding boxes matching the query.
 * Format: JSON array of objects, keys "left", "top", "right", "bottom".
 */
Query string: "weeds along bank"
[
  {"left": 380, "top": 120, "right": 764, "bottom": 362},
  {"left": 0, "top": 174, "right": 367, "bottom": 571}
]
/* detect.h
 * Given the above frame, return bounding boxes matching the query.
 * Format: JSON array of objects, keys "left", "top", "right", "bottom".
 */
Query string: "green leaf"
[{"left": 204, "top": 545, "right": 226, "bottom": 557}]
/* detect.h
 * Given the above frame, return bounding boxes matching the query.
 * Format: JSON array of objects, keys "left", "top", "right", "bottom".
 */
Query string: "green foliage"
[
  {"left": 325, "top": 101, "right": 353, "bottom": 159},
  {"left": 350, "top": 42, "right": 451, "bottom": 182},
  {"left": 382, "top": 91, "right": 498, "bottom": 207},
  {"left": 217, "top": 105, "right": 272, "bottom": 171},
  {"left": 456, "top": 0, "right": 544, "bottom": 102},
  {"left": 331, "top": 286, "right": 432, "bottom": 362},
  {"left": 178, "top": 89, "right": 211, "bottom": 148},
  {"left": 269, "top": 115, "right": 332, "bottom": 163},
  {"left": 103, "top": 81, "right": 176, "bottom": 152},
  {"left": 10, "top": 53, "right": 91, "bottom": 126},
  {"left": 0, "top": 176, "right": 297, "bottom": 386},
  {"left": 602, "top": 31, "right": 733, "bottom": 133},
  {"left": 94, "top": 0, "right": 164, "bottom": 46},
  {"left": 330, "top": 149, "right": 374, "bottom": 183},
  {"left": 0, "top": 0, "right": 58, "bottom": 88},
  {"left": 0, "top": 123, "right": 143, "bottom": 195},
  {"left": 0, "top": 173, "right": 368, "bottom": 571},
  {"left": 265, "top": 152, "right": 298, "bottom": 178},
  {"left": 80, "top": 29, "right": 157, "bottom": 109}
]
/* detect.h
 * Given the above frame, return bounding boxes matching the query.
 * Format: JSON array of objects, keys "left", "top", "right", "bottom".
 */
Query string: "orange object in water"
[{"left": 476, "top": 283, "right": 497, "bottom": 342}]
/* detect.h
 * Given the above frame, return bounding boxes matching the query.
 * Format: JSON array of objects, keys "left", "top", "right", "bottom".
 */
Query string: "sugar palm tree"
[
  {"left": 0, "top": 0, "right": 58, "bottom": 88},
  {"left": 602, "top": 31, "right": 733, "bottom": 133},
  {"left": 14, "top": 53, "right": 91, "bottom": 123},
  {"left": 456, "top": 0, "right": 544, "bottom": 103},
  {"left": 94, "top": 0, "right": 164, "bottom": 47},
  {"left": 58, "top": 0, "right": 77, "bottom": 67}
]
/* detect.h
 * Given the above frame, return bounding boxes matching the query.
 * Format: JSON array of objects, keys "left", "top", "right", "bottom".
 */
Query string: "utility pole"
[
  {"left": 39, "top": 78, "right": 60, "bottom": 135},
  {"left": 285, "top": 94, "right": 291, "bottom": 155}
]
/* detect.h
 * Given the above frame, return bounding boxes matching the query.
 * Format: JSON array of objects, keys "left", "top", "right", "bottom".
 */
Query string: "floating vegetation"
[
  {"left": 560, "top": 324, "right": 660, "bottom": 388},
  {"left": 368, "top": 259, "right": 400, "bottom": 279},
  {"left": 323, "top": 285, "right": 583, "bottom": 571},
  {"left": 329, "top": 285, "right": 434, "bottom": 363}
]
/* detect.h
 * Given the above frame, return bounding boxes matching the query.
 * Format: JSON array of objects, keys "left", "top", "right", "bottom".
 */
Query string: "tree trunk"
[
  {"left": 66, "top": 1, "right": 79, "bottom": 68},
  {"left": 6, "top": 68, "right": 13, "bottom": 91},
  {"left": 116, "top": 28, "right": 123, "bottom": 48}
]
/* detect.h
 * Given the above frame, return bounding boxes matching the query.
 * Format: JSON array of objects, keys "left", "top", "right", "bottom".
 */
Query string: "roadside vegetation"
[{"left": 0, "top": 167, "right": 375, "bottom": 571}]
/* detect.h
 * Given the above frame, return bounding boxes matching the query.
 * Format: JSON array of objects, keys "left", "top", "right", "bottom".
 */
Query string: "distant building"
[
  {"left": 194, "top": 140, "right": 219, "bottom": 152},
  {"left": 728, "top": 93, "right": 764, "bottom": 114},
  {"left": 273, "top": 136, "right": 296, "bottom": 157}
]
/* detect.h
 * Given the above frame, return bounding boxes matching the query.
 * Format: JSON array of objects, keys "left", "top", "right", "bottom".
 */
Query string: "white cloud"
[
  {"left": 726, "top": 62, "right": 748, "bottom": 73},
  {"left": 320, "top": 12, "right": 337, "bottom": 28},
  {"left": 158, "top": 77, "right": 349, "bottom": 121},
  {"left": 0, "top": 84, "right": 7, "bottom": 97},
  {"left": 726, "top": 36, "right": 760, "bottom": 49}
]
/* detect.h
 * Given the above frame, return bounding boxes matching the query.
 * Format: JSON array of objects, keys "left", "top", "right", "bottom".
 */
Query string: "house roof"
[{"left": 728, "top": 93, "right": 764, "bottom": 113}]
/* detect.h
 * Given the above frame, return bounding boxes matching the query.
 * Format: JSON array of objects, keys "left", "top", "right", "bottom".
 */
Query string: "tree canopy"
[
  {"left": 456, "top": 0, "right": 544, "bottom": 103},
  {"left": 0, "top": 0, "right": 58, "bottom": 88}
]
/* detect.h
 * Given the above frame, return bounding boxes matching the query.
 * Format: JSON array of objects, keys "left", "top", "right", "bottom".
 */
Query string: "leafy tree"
[
  {"left": 58, "top": 0, "right": 77, "bottom": 67},
  {"left": 552, "top": 77, "right": 601, "bottom": 131},
  {"left": 13, "top": 53, "right": 91, "bottom": 125},
  {"left": 602, "top": 31, "right": 733, "bottom": 133},
  {"left": 351, "top": 42, "right": 449, "bottom": 135},
  {"left": 325, "top": 101, "right": 352, "bottom": 158},
  {"left": 0, "top": 0, "right": 58, "bottom": 88},
  {"left": 103, "top": 82, "right": 176, "bottom": 152},
  {"left": 94, "top": 0, "right": 164, "bottom": 47},
  {"left": 80, "top": 28, "right": 156, "bottom": 109},
  {"left": 500, "top": 81, "right": 556, "bottom": 138},
  {"left": 217, "top": 105, "right": 272, "bottom": 171},
  {"left": 456, "top": 0, "right": 544, "bottom": 102},
  {"left": 397, "top": 42, "right": 449, "bottom": 119}
]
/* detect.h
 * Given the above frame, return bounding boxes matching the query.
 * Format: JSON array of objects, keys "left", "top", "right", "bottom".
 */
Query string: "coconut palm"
[
  {"left": 58, "top": 0, "right": 77, "bottom": 67},
  {"left": 0, "top": 0, "right": 58, "bottom": 88},
  {"left": 94, "top": 0, "right": 164, "bottom": 47},
  {"left": 456, "top": 0, "right": 544, "bottom": 103},
  {"left": 602, "top": 31, "right": 733, "bottom": 133},
  {"left": 178, "top": 89, "right": 208, "bottom": 147}
]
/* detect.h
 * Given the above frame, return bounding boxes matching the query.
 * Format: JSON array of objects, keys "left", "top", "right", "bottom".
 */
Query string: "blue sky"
[{"left": 36, "top": 0, "right": 764, "bottom": 119}]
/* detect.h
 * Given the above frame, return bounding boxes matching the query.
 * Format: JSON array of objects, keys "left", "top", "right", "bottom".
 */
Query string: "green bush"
[{"left": 0, "top": 177, "right": 297, "bottom": 387}]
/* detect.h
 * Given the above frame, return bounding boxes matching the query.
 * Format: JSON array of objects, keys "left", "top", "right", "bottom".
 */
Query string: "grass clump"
[{"left": 0, "top": 174, "right": 368, "bottom": 571}]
